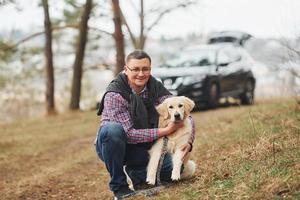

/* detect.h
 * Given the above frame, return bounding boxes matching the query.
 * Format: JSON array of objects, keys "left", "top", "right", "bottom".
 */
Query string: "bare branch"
[
  {"left": 278, "top": 37, "right": 300, "bottom": 78},
  {"left": 83, "top": 63, "right": 110, "bottom": 72},
  {"left": 89, "top": 26, "right": 113, "bottom": 36},
  {"left": 290, "top": 68, "right": 300, "bottom": 79},
  {"left": 283, "top": 42, "right": 300, "bottom": 57},
  {"left": 146, "top": 0, "right": 197, "bottom": 15},
  {"left": 118, "top": 0, "right": 197, "bottom": 49},
  {"left": 55, "top": 62, "right": 110, "bottom": 74},
  {"left": 146, "top": 1, "right": 196, "bottom": 34},
  {"left": 1, "top": 24, "right": 112, "bottom": 51},
  {"left": 147, "top": 7, "right": 163, "bottom": 15},
  {"left": 280, "top": 37, "right": 300, "bottom": 58},
  {"left": 119, "top": 8, "right": 138, "bottom": 48}
]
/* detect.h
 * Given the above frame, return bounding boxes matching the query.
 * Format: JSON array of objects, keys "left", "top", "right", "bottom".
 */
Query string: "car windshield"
[{"left": 163, "top": 49, "right": 216, "bottom": 68}]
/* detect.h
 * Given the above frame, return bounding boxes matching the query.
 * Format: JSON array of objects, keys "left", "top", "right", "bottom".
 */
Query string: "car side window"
[
  {"left": 238, "top": 49, "right": 252, "bottom": 62},
  {"left": 181, "top": 57, "right": 211, "bottom": 67},
  {"left": 217, "top": 50, "right": 231, "bottom": 65},
  {"left": 178, "top": 50, "right": 215, "bottom": 67},
  {"left": 218, "top": 48, "right": 241, "bottom": 65}
]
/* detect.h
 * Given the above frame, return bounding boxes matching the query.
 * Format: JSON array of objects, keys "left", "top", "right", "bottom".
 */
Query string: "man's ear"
[
  {"left": 156, "top": 101, "right": 169, "bottom": 119},
  {"left": 124, "top": 65, "right": 128, "bottom": 74},
  {"left": 184, "top": 97, "right": 195, "bottom": 116}
]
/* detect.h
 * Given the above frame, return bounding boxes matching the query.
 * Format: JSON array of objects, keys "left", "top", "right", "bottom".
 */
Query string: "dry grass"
[{"left": 0, "top": 98, "right": 299, "bottom": 199}]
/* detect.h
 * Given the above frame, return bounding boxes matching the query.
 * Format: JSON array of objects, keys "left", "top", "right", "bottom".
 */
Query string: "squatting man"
[{"left": 95, "top": 49, "right": 196, "bottom": 199}]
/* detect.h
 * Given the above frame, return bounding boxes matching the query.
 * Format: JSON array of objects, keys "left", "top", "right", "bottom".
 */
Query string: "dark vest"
[{"left": 97, "top": 72, "right": 171, "bottom": 130}]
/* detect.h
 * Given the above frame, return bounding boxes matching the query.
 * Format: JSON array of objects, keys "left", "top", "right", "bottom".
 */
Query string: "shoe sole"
[{"left": 114, "top": 191, "right": 136, "bottom": 200}]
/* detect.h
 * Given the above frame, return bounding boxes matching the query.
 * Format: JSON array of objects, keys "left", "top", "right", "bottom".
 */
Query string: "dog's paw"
[
  {"left": 171, "top": 172, "right": 181, "bottom": 181},
  {"left": 146, "top": 176, "right": 156, "bottom": 185}
]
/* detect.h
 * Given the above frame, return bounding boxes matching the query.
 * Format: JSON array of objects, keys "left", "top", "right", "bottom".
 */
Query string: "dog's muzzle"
[{"left": 174, "top": 112, "right": 181, "bottom": 121}]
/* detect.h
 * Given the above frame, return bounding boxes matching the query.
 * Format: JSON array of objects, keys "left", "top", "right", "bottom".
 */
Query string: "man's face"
[{"left": 124, "top": 58, "right": 151, "bottom": 92}]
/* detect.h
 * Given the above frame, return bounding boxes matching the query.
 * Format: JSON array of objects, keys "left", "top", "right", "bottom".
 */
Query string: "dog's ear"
[
  {"left": 184, "top": 97, "right": 195, "bottom": 116},
  {"left": 156, "top": 100, "right": 169, "bottom": 119}
]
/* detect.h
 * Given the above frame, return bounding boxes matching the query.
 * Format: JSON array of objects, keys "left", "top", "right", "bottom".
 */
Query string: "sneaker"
[
  {"left": 134, "top": 182, "right": 154, "bottom": 191},
  {"left": 113, "top": 186, "right": 135, "bottom": 200}
]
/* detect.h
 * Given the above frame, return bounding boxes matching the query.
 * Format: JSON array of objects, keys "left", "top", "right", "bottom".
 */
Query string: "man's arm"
[
  {"left": 188, "top": 116, "right": 195, "bottom": 144},
  {"left": 102, "top": 92, "right": 179, "bottom": 144},
  {"left": 102, "top": 92, "right": 158, "bottom": 144}
]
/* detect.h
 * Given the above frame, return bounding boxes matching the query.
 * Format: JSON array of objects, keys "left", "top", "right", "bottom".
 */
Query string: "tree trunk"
[
  {"left": 42, "top": 0, "right": 56, "bottom": 115},
  {"left": 139, "top": 0, "right": 145, "bottom": 49},
  {"left": 69, "top": 0, "right": 93, "bottom": 110},
  {"left": 112, "top": 0, "right": 125, "bottom": 75}
]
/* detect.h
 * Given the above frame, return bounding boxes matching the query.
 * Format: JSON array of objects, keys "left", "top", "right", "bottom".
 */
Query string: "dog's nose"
[{"left": 174, "top": 113, "right": 181, "bottom": 120}]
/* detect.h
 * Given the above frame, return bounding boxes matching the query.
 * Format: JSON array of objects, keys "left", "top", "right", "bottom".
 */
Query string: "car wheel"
[
  {"left": 241, "top": 80, "right": 254, "bottom": 105},
  {"left": 207, "top": 83, "right": 219, "bottom": 108}
]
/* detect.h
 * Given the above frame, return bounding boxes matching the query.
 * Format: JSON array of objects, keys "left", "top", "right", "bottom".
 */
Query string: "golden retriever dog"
[{"left": 146, "top": 96, "right": 196, "bottom": 185}]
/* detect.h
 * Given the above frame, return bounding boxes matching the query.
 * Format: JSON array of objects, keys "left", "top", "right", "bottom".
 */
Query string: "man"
[{"left": 95, "top": 50, "right": 195, "bottom": 199}]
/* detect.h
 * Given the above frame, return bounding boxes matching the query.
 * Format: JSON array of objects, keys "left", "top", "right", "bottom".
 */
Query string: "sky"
[{"left": 0, "top": 0, "right": 300, "bottom": 39}]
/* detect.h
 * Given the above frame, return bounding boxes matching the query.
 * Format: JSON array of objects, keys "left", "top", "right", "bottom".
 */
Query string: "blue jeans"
[{"left": 95, "top": 122, "right": 173, "bottom": 192}]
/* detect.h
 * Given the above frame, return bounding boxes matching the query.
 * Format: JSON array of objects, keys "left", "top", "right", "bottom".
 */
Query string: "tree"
[
  {"left": 280, "top": 37, "right": 300, "bottom": 79},
  {"left": 111, "top": 0, "right": 125, "bottom": 74},
  {"left": 42, "top": 0, "right": 56, "bottom": 115},
  {"left": 121, "top": 0, "right": 197, "bottom": 49},
  {"left": 0, "top": 0, "right": 15, "bottom": 5},
  {"left": 69, "top": 0, "right": 93, "bottom": 110}
]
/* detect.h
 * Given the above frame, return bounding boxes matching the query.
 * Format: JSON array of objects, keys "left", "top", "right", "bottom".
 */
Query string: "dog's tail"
[{"left": 181, "top": 160, "right": 196, "bottom": 179}]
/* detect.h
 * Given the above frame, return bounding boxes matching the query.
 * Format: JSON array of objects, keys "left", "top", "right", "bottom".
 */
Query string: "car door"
[
  {"left": 217, "top": 47, "right": 243, "bottom": 95},
  {"left": 216, "top": 47, "right": 235, "bottom": 94},
  {"left": 235, "top": 48, "right": 255, "bottom": 91}
]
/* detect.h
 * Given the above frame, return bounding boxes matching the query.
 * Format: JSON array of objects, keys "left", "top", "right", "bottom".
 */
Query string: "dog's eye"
[
  {"left": 169, "top": 105, "right": 173, "bottom": 109},
  {"left": 178, "top": 104, "right": 183, "bottom": 108}
]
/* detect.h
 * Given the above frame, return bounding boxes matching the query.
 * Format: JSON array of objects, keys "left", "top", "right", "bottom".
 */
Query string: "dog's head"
[{"left": 156, "top": 96, "right": 195, "bottom": 122}]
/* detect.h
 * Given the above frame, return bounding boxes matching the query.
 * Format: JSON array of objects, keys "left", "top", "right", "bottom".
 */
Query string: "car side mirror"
[
  {"left": 218, "top": 62, "right": 229, "bottom": 67},
  {"left": 217, "top": 56, "right": 230, "bottom": 67}
]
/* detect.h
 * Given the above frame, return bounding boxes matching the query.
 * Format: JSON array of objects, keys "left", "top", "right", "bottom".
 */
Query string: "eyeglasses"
[{"left": 126, "top": 65, "right": 151, "bottom": 74}]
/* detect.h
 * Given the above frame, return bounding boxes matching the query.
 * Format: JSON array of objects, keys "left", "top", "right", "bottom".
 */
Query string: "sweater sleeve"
[{"left": 101, "top": 92, "right": 159, "bottom": 144}]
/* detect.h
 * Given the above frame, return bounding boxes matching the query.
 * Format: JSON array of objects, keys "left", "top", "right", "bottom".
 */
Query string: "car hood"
[{"left": 152, "top": 66, "right": 214, "bottom": 78}]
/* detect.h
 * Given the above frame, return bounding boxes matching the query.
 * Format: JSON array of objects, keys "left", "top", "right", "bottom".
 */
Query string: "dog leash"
[
  {"left": 130, "top": 137, "right": 169, "bottom": 197},
  {"left": 155, "top": 136, "right": 168, "bottom": 186}
]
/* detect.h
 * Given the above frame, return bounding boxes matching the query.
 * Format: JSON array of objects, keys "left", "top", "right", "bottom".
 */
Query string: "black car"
[{"left": 152, "top": 44, "right": 256, "bottom": 108}]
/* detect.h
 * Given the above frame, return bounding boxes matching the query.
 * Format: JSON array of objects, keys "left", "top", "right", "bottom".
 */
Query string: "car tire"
[
  {"left": 240, "top": 80, "right": 254, "bottom": 105},
  {"left": 207, "top": 83, "right": 219, "bottom": 108}
]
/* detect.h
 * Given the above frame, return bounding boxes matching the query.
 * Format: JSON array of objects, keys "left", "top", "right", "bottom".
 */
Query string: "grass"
[{"left": 0, "top": 98, "right": 299, "bottom": 199}]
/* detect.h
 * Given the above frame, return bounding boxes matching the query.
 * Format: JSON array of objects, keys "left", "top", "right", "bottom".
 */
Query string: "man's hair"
[{"left": 126, "top": 49, "right": 151, "bottom": 64}]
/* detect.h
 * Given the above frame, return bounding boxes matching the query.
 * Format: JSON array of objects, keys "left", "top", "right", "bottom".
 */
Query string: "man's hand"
[
  {"left": 166, "top": 121, "right": 184, "bottom": 134},
  {"left": 181, "top": 143, "right": 192, "bottom": 162},
  {"left": 158, "top": 121, "right": 184, "bottom": 138}
]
